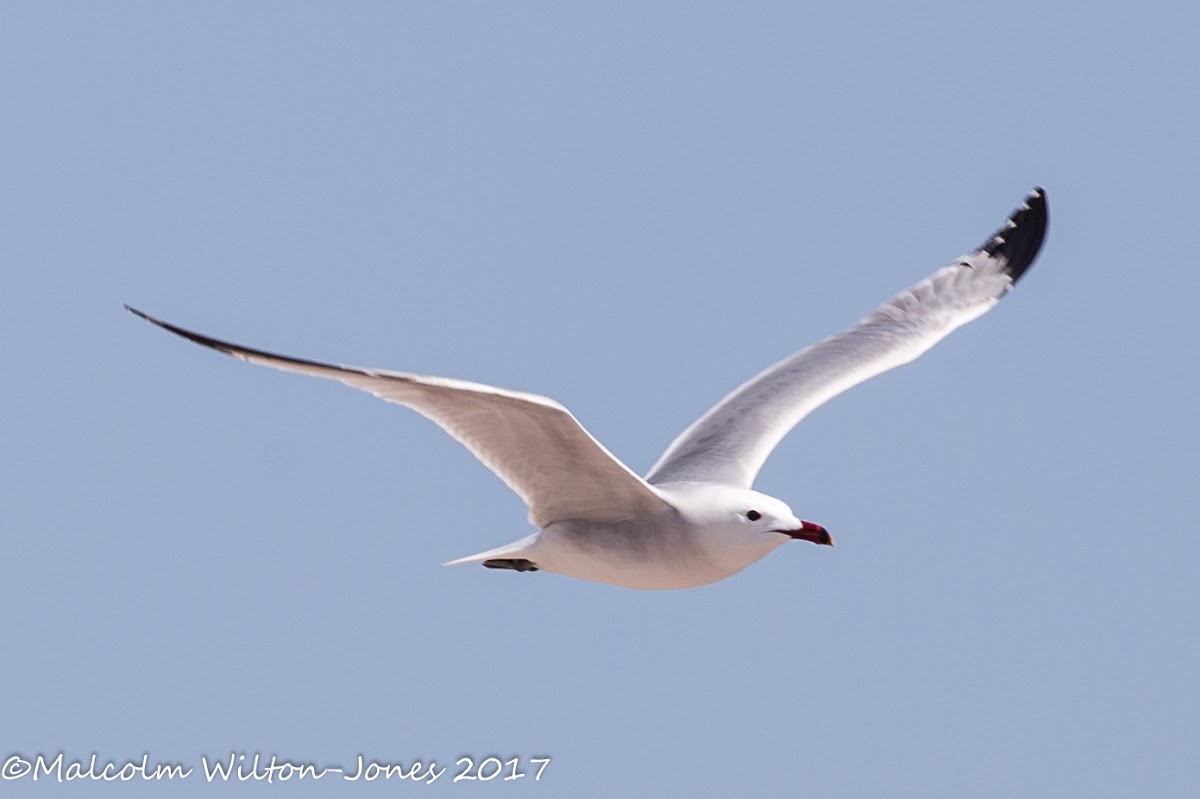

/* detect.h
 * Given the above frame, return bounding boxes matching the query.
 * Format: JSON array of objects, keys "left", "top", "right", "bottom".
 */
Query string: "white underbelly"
[{"left": 528, "top": 521, "right": 775, "bottom": 590}]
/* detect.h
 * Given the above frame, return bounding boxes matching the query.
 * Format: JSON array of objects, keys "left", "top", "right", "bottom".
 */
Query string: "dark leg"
[{"left": 482, "top": 558, "right": 540, "bottom": 572}]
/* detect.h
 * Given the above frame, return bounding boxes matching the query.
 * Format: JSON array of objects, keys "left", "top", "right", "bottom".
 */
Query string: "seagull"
[{"left": 127, "top": 187, "right": 1047, "bottom": 590}]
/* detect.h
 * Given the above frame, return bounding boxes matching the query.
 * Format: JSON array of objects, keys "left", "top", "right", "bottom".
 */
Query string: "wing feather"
[
  {"left": 645, "top": 188, "right": 1048, "bottom": 488},
  {"left": 126, "top": 306, "right": 672, "bottom": 527}
]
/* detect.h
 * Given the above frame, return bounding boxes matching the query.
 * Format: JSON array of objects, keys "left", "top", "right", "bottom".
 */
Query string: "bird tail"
[{"left": 442, "top": 532, "right": 540, "bottom": 567}]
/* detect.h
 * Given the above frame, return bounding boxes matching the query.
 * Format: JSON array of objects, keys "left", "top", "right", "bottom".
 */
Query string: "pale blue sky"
[{"left": 4, "top": 2, "right": 1198, "bottom": 796}]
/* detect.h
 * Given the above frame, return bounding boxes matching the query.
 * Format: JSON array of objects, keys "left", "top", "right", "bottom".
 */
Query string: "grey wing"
[
  {"left": 127, "top": 307, "right": 673, "bottom": 527},
  {"left": 646, "top": 187, "right": 1048, "bottom": 489}
]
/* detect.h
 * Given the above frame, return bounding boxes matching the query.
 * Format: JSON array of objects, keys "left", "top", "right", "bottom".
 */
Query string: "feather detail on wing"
[
  {"left": 126, "top": 306, "right": 673, "bottom": 527},
  {"left": 645, "top": 188, "right": 1047, "bottom": 488}
]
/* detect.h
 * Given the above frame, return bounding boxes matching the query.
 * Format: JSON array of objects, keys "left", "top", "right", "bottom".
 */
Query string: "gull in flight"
[{"left": 128, "top": 188, "right": 1047, "bottom": 590}]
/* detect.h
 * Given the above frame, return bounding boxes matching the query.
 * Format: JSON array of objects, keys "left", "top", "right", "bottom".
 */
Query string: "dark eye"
[{"left": 746, "top": 510, "right": 762, "bottom": 521}]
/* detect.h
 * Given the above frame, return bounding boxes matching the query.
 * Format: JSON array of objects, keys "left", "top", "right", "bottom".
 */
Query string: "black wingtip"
[
  {"left": 124, "top": 304, "right": 242, "bottom": 358},
  {"left": 125, "top": 303, "right": 174, "bottom": 332},
  {"left": 978, "top": 187, "right": 1048, "bottom": 285},
  {"left": 125, "top": 304, "right": 360, "bottom": 377}
]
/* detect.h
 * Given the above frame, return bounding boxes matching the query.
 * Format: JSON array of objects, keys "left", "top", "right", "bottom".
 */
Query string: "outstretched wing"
[
  {"left": 646, "top": 187, "right": 1048, "bottom": 488},
  {"left": 127, "top": 307, "right": 673, "bottom": 527}
]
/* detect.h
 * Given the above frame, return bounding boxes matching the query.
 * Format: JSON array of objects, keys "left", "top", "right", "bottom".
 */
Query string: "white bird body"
[
  {"left": 128, "top": 188, "right": 1047, "bottom": 590},
  {"left": 465, "top": 485, "right": 800, "bottom": 590}
]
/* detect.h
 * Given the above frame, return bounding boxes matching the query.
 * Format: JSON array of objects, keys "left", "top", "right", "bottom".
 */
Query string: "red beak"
[{"left": 786, "top": 520, "right": 833, "bottom": 546}]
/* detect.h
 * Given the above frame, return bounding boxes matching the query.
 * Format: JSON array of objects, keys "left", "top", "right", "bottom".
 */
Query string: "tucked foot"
[{"left": 482, "top": 558, "right": 540, "bottom": 572}]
